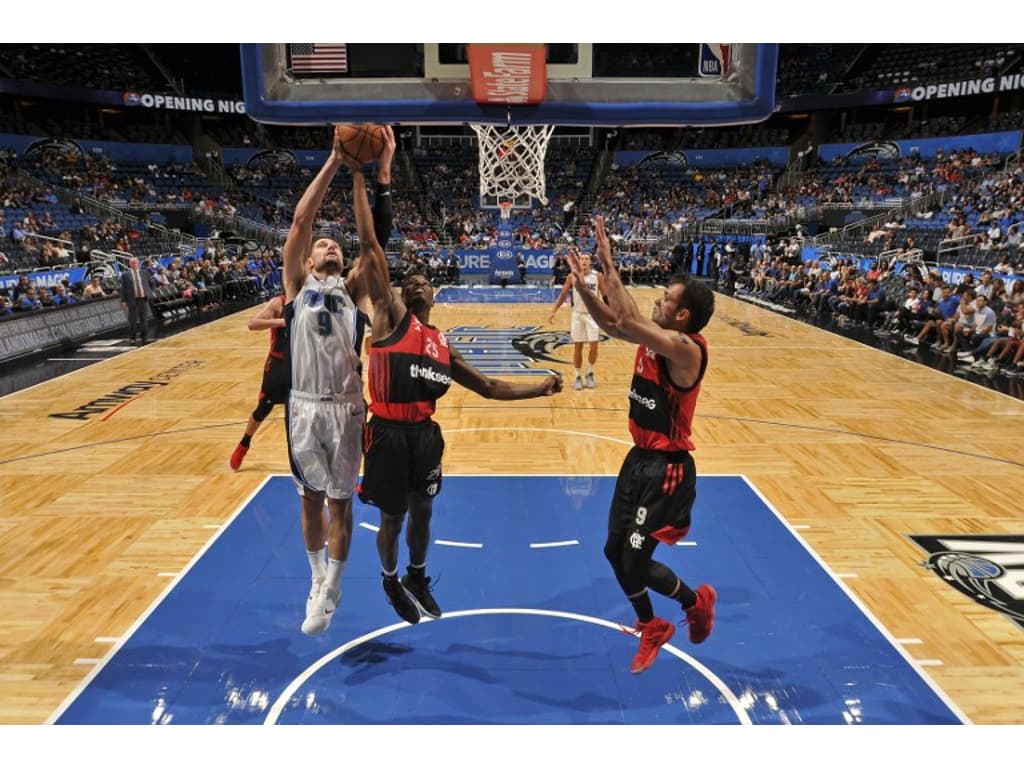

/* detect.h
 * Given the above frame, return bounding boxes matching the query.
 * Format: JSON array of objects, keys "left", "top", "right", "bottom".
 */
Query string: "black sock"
[
  {"left": 240, "top": 434, "right": 252, "bottom": 448},
  {"left": 673, "top": 583, "right": 698, "bottom": 610},
  {"left": 408, "top": 564, "right": 426, "bottom": 580},
  {"left": 629, "top": 591, "right": 654, "bottom": 623}
]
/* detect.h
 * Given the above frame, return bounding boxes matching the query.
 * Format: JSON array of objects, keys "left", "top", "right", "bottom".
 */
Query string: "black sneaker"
[
  {"left": 402, "top": 571, "right": 442, "bottom": 619},
  {"left": 383, "top": 576, "right": 421, "bottom": 624}
]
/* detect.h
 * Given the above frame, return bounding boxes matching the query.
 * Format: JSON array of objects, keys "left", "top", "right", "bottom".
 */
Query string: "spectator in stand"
[
  {"left": 52, "top": 284, "right": 78, "bottom": 306},
  {"left": 18, "top": 286, "right": 42, "bottom": 311},
  {"left": 445, "top": 251, "right": 460, "bottom": 285},
  {"left": 82, "top": 274, "right": 107, "bottom": 299},
  {"left": 936, "top": 288, "right": 978, "bottom": 354},
  {"left": 906, "top": 284, "right": 959, "bottom": 347},
  {"left": 856, "top": 277, "right": 888, "bottom": 327},
  {"left": 0, "top": 294, "right": 12, "bottom": 315},
  {"left": 895, "top": 287, "right": 930, "bottom": 336},
  {"left": 966, "top": 304, "right": 1024, "bottom": 373},
  {"left": 551, "top": 253, "right": 570, "bottom": 285},
  {"left": 975, "top": 270, "right": 996, "bottom": 300},
  {"left": 11, "top": 275, "right": 30, "bottom": 302},
  {"left": 956, "top": 294, "right": 997, "bottom": 359}
]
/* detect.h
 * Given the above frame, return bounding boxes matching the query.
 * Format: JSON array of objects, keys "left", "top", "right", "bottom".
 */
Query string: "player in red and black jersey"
[
  {"left": 567, "top": 216, "right": 718, "bottom": 675},
  {"left": 229, "top": 293, "right": 289, "bottom": 470},
  {"left": 345, "top": 160, "right": 562, "bottom": 625}
]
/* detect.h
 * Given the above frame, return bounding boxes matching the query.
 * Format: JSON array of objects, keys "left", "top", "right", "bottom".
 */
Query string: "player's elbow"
[{"left": 477, "top": 378, "right": 501, "bottom": 399}]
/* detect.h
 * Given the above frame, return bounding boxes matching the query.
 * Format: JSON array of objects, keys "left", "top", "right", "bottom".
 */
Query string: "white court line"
[
  {"left": 434, "top": 539, "right": 483, "bottom": 549},
  {"left": 359, "top": 522, "right": 380, "bottom": 533},
  {"left": 73, "top": 658, "right": 102, "bottom": 666},
  {"left": 675, "top": 541, "right": 698, "bottom": 547},
  {"left": 739, "top": 475, "right": 972, "bottom": 725},
  {"left": 46, "top": 475, "right": 276, "bottom": 725},
  {"left": 262, "top": 608, "right": 753, "bottom": 726},
  {"left": 529, "top": 540, "right": 578, "bottom": 549}
]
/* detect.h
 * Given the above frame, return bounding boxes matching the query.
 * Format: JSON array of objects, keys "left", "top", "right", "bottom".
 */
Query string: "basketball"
[{"left": 334, "top": 123, "right": 388, "bottom": 164}]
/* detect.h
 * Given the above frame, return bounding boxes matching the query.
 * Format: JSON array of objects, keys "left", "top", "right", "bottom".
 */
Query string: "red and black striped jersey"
[
  {"left": 627, "top": 333, "right": 707, "bottom": 452},
  {"left": 266, "top": 295, "right": 287, "bottom": 361},
  {"left": 368, "top": 310, "right": 452, "bottom": 422}
]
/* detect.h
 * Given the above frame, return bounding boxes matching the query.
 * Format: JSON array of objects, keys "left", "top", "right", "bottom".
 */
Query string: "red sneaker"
[
  {"left": 630, "top": 616, "right": 675, "bottom": 674},
  {"left": 229, "top": 444, "right": 248, "bottom": 471},
  {"left": 685, "top": 584, "right": 717, "bottom": 644}
]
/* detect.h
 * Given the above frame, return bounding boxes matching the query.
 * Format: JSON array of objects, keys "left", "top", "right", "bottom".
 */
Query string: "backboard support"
[{"left": 240, "top": 43, "right": 778, "bottom": 127}]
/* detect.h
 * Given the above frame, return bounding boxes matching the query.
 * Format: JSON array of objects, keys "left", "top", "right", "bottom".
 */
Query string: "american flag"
[{"left": 289, "top": 44, "right": 348, "bottom": 74}]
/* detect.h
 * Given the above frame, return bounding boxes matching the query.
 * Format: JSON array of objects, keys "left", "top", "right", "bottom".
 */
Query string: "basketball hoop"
[
  {"left": 499, "top": 201, "right": 513, "bottom": 221},
  {"left": 472, "top": 123, "right": 555, "bottom": 206}
]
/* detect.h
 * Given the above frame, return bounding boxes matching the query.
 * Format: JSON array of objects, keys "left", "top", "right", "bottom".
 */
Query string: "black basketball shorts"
[
  {"left": 358, "top": 416, "right": 444, "bottom": 514},
  {"left": 259, "top": 357, "right": 288, "bottom": 406},
  {"left": 608, "top": 446, "right": 696, "bottom": 546}
]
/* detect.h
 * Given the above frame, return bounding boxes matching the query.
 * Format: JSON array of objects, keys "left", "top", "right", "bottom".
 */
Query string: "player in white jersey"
[
  {"left": 282, "top": 124, "right": 396, "bottom": 636},
  {"left": 549, "top": 251, "right": 606, "bottom": 390}
]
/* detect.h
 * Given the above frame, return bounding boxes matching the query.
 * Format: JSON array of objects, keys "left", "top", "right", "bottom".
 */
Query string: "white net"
[{"left": 471, "top": 124, "right": 556, "bottom": 207}]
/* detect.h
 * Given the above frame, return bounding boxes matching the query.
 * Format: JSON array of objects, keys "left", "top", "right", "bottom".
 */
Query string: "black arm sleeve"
[{"left": 373, "top": 182, "right": 393, "bottom": 250}]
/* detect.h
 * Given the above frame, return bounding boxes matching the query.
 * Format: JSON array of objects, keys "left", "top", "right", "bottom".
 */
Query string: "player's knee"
[
  {"left": 252, "top": 398, "right": 273, "bottom": 422},
  {"left": 603, "top": 537, "right": 623, "bottom": 566},
  {"left": 619, "top": 544, "right": 651, "bottom": 582},
  {"left": 379, "top": 512, "right": 405, "bottom": 536}
]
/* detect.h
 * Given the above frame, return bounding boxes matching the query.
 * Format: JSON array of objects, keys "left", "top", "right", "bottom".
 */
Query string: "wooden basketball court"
[{"left": 1, "top": 287, "right": 1021, "bottom": 724}]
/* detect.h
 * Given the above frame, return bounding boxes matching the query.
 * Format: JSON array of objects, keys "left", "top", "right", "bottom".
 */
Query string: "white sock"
[
  {"left": 307, "top": 547, "right": 327, "bottom": 582},
  {"left": 586, "top": 364, "right": 594, "bottom": 375},
  {"left": 325, "top": 558, "right": 346, "bottom": 593},
  {"left": 574, "top": 368, "right": 582, "bottom": 379}
]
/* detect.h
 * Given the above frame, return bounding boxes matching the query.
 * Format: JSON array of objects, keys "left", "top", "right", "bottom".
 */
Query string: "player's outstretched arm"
[
  {"left": 548, "top": 276, "right": 573, "bottom": 324},
  {"left": 566, "top": 250, "right": 632, "bottom": 342},
  {"left": 247, "top": 295, "right": 284, "bottom": 331},
  {"left": 282, "top": 127, "right": 346, "bottom": 300},
  {"left": 345, "top": 149, "right": 405, "bottom": 336},
  {"left": 592, "top": 215, "right": 642, "bottom": 322},
  {"left": 451, "top": 349, "right": 562, "bottom": 400}
]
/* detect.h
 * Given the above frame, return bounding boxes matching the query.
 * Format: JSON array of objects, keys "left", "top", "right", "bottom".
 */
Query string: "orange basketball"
[{"left": 334, "top": 123, "right": 388, "bottom": 164}]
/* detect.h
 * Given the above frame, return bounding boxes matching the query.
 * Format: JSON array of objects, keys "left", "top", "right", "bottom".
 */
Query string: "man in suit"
[{"left": 120, "top": 256, "right": 153, "bottom": 344}]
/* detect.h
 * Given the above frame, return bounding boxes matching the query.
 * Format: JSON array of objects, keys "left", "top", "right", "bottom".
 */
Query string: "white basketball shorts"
[
  {"left": 287, "top": 390, "right": 365, "bottom": 499},
  {"left": 570, "top": 312, "right": 600, "bottom": 343}
]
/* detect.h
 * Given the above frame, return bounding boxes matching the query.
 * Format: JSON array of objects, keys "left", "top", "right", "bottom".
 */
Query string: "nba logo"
[
  {"left": 123, "top": 92, "right": 141, "bottom": 106},
  {"left": 699, "top": 44, "right": 731, "bottom": 78},
  {"left": 894, "top": 87, "right": 911, "bottom": 102}
]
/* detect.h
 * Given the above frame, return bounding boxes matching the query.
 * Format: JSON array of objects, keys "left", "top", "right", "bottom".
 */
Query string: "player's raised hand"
[
  {"left": 380, "top": 125, "right": 396, "bottom": 168},
  {"left": 332, "top": 125, "right": 362, "bottom": 171},
  {"left": 594, "top": 215, "right": 615, "bottom": 274},
  {"left": 566, "top": 250, "right": 585, "bottom": 286}
]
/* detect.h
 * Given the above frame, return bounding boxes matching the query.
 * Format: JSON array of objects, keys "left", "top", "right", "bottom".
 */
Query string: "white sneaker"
[
  {"left": 957, "top": 353, "right": 975, "bottom": 363},
  {"left": 306, "top": 577, "right": 324, "bottom": 619},
  {"left": 301, "top": 582, "right": 339, "bottom": 636},
  {"left": 585, "top": 371, "right": 596, "bottom": 389},
  {"left": 573, "top": 376, "right": 583, "bottom": 391},
  {"left": 904, "top": 334, "right": 920, "bottom": 345},
  {"left": 984, "top": 358, "right": 1000, "bottom": 370}
]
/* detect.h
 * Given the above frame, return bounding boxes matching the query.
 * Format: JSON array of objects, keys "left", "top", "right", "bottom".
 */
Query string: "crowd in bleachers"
[{"left": 729, "top": 240, "right": 1024, "bottom": 379}]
